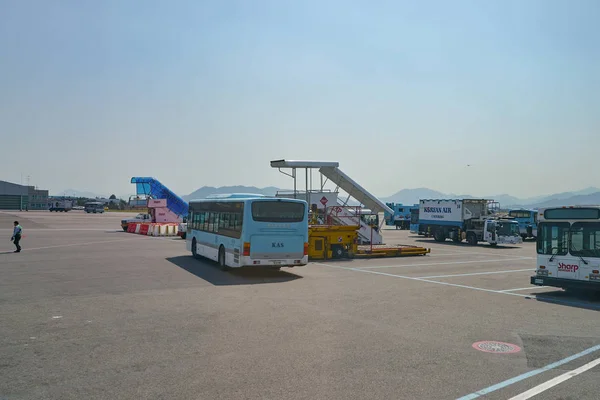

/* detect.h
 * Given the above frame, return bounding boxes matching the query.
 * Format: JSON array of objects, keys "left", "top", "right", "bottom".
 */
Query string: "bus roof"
[
  {"left": 204, "top": 193, "right": 268, "bottom": 199},
  {"left": 540, "top": 205, "right": 600, "bottom": 210},
  {"left": 538, "top": 205, "right": 600, "bottom": 221},
  {"left": 189, "top": 195, "right": 307, "bottom": 204}
]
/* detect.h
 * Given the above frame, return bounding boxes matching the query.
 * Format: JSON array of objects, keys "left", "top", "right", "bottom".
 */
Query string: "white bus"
[
  {"left": 186, "top": 194, "right": 309, "bottom": 271},
  {"left": 531, "top": 206, "right": 600, "bottom": 292},
  {"left": 84, "top": 201, "right": 105, "bottom": 213}
]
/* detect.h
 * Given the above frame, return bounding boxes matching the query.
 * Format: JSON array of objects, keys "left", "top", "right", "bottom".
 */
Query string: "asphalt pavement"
[{"left": 1, "top": 211, "right": 599, "bottom": 400}]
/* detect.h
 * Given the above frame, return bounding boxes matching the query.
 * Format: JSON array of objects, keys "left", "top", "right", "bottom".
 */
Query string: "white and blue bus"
[
  {"left": 186, "top": 194, "right": 309, "bottom": 270},
  {"left": 531, "top": 206, "right": 600, "bottom": 292},
  {"left": 508, "top": 208, "right": 538, "bottom": 240}
]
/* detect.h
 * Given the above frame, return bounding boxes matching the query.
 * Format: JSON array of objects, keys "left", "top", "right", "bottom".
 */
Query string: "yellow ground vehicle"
[
  {"left": 308, "top": 224, "right": 431, "bottom": 260},
  {"left": 308, "top": 225, "right": 359, "bottom": 260}
]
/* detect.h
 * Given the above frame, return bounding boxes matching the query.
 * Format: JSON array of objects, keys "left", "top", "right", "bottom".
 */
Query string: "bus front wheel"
[{"left": 218, "top": 246, "right": 229, "bottom": 271}]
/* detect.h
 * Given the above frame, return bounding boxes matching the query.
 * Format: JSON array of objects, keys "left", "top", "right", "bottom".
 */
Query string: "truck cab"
[
  {"left": 483, "top": 219, "right": 522, "bottom": 246},
  {"left": 121, "top": 213, "right": 152, "bottom": 231}
]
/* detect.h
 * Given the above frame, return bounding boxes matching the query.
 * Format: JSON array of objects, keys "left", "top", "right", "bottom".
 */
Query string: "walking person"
[{"left": 11, "top": 221, "right": 22, "bottom": 253}]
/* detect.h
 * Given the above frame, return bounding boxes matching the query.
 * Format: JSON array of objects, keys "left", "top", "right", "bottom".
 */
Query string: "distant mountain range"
[
  {"left": 56, "top": 189, "right": 107, "bottom": 198},
  {"left": 183, "top": 186, "right": 283, "bottom": 201},
  {"left": 378, "top": 186, "right": 600, "bottom": 209},
  {"left": 60, "top": 185, "right": 600, "bottom": 210},
  {"left": 182, "top": 185, "right": 600, "bottom": 209}
]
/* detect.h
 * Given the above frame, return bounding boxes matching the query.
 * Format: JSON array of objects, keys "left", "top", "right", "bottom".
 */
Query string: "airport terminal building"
[{"left": 0, "top": 180, "right": 49, "bottom": 211}]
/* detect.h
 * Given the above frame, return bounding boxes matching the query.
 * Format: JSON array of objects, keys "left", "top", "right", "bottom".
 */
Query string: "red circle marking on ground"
[{"left": 472, "top": 341, "right": 522, "bottom": 354}]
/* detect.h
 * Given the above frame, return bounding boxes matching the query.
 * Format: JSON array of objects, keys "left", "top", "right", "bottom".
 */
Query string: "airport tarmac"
[{"left": 1, "top": 211, "right": 599, "bottom": 400}]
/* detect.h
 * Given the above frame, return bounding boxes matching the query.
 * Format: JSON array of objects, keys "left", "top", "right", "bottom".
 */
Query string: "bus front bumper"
[
  {"left": 530, "top": 276, "right": 600, "bottom": 292},
  {"left": 498, "top": 236, "right": 522, "bottom": 245}
]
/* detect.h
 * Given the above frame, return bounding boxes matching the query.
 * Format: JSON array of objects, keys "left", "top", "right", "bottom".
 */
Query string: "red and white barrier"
[{"left": 126, "top": 222, "right": 179, "bottom": 237}]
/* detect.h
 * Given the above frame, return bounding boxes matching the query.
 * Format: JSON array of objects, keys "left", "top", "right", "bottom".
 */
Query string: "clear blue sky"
[{"left": 1, "top": 0, "right": 598, "bottom": 198}]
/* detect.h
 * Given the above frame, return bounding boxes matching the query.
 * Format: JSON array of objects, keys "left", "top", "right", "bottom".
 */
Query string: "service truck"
[
  {"left": 121, "top": 213, "right": 152, "bottom": 231},
  {"left": 49, "top": 199, "right": 73, "bottom": 212},
  {"left": 418, "top": 199, "right": 522, "bottom": 246}
]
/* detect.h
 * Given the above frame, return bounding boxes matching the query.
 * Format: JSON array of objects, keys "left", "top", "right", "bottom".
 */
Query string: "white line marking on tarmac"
[
  {"left": 356, "top": 257, "right": 533, "bottom": 270},
  {"left": 0, "top": 228, "right": 117, "bottom": 231},
  {"left": 416, "top": 269, "right": 532, "bottom": 279},
  {"left": 500, "top": 286, "right": 548, "bottom": 292},
  {"left": 507, "top": 356, "right": 600, "bottom": 400},
  {"left": 456, "top": 344, "right": 600, "bottom": 399},
  {"left": 0, "top": 238, "right": 144, "bottom": 253},
  {"left": 315, "top": 262, "right": 531, "bottom": 298},
  {"left": 427, "top": 250, "right": 531, "bottom": 258},
  {"left": 315, "top": 263, "right": 600, "bottom": 311}
]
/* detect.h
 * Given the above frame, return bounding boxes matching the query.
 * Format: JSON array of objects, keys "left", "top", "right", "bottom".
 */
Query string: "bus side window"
[
  {"left": 200, "top": 212, "right": 208, "bottom": 231},
  {"left": 219, "top": 212, "right": 227, "bottom": 230},
  {"left": 206, "top": 212, "right": 212, "bottom": 232},
  {"left": 212, "top": 212, "right": 219, "bottom": 233},
  {"left": 234, "top": 212, "right": 241, "bottom": 231}
]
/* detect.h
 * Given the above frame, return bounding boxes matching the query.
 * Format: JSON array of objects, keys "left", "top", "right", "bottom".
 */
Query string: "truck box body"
[
  {"left": 418, "top": 198, "right": 521, "bottom": 246},
  {"left": 418, "top": 199, "right": 489, "bottom": 228}
]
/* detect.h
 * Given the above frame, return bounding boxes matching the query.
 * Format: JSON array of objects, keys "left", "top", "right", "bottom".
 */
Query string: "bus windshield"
[
  {"left": 537, "top": 222, "right": 569, "bottom": 255},
  {"left": 570, "top": 222, "right": 600, "bottom": 258},
  {"left": 497, "top": 222, "right": 520, "bottom": 236},
  {"left": 509, "top": 210, "right": 531, "bottom": 218},
  {"left": 251, "top": 201, "right": 305, "bottom": 223}
]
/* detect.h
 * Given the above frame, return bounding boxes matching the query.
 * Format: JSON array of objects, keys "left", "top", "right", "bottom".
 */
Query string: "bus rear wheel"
[
  {"left": 192, "top": 238, "right": 198, "bottom": 258},
  {"left": 218, "top": 246, "right": 229, "bottom": 271}
]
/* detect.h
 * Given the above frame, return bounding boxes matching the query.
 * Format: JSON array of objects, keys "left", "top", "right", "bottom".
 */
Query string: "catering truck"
[
  {"left": 49, "top": 199, "right": 74, "bottom": 212},
  {"left": 418, "top": 199, "right": 522, "bottom": 246}
]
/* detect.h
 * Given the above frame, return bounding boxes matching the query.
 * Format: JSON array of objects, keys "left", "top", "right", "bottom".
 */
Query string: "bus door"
[
  {"left": 567, "top": 222, "right": 599, "bottom": 281},
  {"left": 538, "top": 222, "right": 570, "bottom": 279}
]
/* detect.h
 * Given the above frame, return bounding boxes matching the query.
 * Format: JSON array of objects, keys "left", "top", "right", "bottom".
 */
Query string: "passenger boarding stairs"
[
  {"left": 269, "top": 160, "right": 394, "bottom": 245},
  {"left": 319, "top": 166, "right": 392, "bottom": 245},
  {"left": 130, "top": 177, "right": 189, "bottom": 219},
  {"left": 319, "top": 166, "right": 393, "bottom": 215},
  {"left": 327, "top": 205, "right": 384, "bottom": 245}
]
